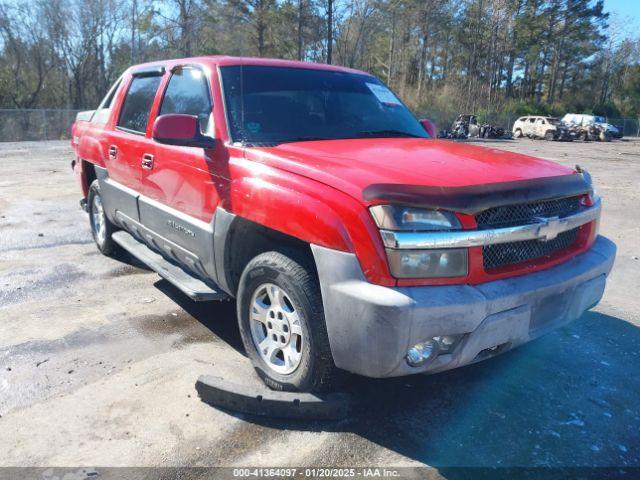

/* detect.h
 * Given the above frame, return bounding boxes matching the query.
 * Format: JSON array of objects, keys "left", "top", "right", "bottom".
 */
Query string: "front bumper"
[{"left": 311, "top": 235, "right": 616, "bottom": 378}]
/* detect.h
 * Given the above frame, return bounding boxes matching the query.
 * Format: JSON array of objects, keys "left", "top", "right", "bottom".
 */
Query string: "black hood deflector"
[{"left": 362, "top": 174, "right": 592, "bottom": 215}]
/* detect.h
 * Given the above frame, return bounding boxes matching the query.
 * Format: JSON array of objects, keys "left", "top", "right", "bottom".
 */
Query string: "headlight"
[
  {"left": 386, "top": 248, "right": 468, "bottom": 278},
  {"left": 370, "top": 205, "right": 466, "bottom": 279},
  {"left": 369, "top": 205, "right": 461, "bottom": 231}
]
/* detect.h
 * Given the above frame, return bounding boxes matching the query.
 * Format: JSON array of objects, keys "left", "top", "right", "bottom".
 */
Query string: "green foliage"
[{"left": 0, "top": 0, "right": 637, "bottom": 120}]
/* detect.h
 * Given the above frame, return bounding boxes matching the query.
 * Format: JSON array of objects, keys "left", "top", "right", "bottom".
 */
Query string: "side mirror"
[
  {"left": 152, "top": 114, "right": 216, "bottom": 149},
  {"left": 420, "top": 118, "right": 437, "bottom": 138}
]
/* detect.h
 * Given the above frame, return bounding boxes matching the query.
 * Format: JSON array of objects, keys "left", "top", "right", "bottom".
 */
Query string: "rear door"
[
  {"left": 102, "top": 69, "right": 164, "bottom": 222},
  {"left": 138, "top": 65, "right": 222, "bottom": 279}
]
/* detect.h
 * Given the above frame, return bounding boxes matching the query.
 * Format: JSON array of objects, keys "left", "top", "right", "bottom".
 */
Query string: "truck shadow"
[
  {"left": 152, "top": 280, "right": 639, "bottom": 470},
  {"left": 153, "top": 279, "right": 245, "bottom": 354},
  {"left": 340, "top": 310, "right": 640, "bottom": 470}
]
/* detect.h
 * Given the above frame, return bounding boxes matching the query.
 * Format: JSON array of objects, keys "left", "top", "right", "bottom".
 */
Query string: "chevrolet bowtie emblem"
[{"left": 534, "top": 216, "right": 564, "bottom": 241}]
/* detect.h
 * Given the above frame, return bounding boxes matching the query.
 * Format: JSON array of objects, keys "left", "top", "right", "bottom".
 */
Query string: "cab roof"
[{"left": 127, "top": 55, "right": 370, "bottom": 77}]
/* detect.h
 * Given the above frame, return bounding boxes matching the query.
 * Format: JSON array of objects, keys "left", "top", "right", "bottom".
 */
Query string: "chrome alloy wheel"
[
  {"left": 249, "top": 283, "right": 304, "bottom": 375},
  {"left": 91, "top": 194, "right": 106, "bottom": 246}
]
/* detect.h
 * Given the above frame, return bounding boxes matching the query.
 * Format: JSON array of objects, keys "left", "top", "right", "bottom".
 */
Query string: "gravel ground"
[{"left": 0, "top": 139, "right": 638, "bottom": 476}]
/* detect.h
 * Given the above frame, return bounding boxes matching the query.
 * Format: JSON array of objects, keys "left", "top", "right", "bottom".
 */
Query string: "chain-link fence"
[
  {"left": 604, "top": 118, "right": 640, "bottom": 137},
  {"left": 0, "top": 109, "right": 81, "bottom": 142},
  {"left": 0, "top": 108, "right": 638, "bottom": 142}
]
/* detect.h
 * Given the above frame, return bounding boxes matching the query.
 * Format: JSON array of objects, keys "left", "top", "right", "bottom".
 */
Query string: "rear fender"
[
  {"left": 74, "top": 122, "right": 109, "bottom": 198},
  {"left": 77, "top": 132, "right": 107, "bottom": 170}
]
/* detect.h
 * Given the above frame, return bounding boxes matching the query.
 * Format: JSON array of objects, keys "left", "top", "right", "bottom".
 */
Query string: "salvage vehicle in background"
[
  {"left": 71, "top": 56, "right": 616, "bottom": 392},
  {"left": 562, "top": 114, "right": 623, "bottom": 139},
  {"left": 512, "top": 116, "right": 572, "bottom": 141},
  {"left": 451, "top": 114, "right": 479, "bottom": 138},
  {"left": 444, "top": 115, "right": 510, "bottom": 140},
  {"left": 565, "top": 122, "right": 612, "bottom": 142},
  {"left": 478, "top": 123, "right": 510, "bottom": 139}
]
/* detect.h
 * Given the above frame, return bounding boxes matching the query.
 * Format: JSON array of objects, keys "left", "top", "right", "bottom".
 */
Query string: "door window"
[
  {"left": 117, "top": 75, "right": 163, "bottom": 134},
  {"left": 159, "top": 67, "right": 212, "bottom": 133}
]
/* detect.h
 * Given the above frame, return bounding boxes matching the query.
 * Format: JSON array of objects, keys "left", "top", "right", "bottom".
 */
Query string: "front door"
[{"left": 139, "top": 65, "right": 223, "bottom": 279}]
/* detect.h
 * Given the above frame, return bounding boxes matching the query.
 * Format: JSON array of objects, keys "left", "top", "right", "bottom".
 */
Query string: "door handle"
[
  {"left": 108, "top": 145, "right": 117, "bottom": 160},
  {"left": 141, "top": 153, "right": 154, "bottom": 170}
]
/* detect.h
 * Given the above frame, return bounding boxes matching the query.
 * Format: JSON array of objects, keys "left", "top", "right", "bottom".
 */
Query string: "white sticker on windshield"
[{"left": 366, "top": 83, "right": 401, "bottom": 105}]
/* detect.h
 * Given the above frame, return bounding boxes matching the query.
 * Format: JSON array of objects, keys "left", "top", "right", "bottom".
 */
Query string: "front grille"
[
  {"left": 476, "top": 195, "right": 584, "bottom": 270},
  {"left": 483, "top": 227, "right": 580, "bottom": 270},
  {"left": 476, "top": 196, "right": 582, "bottom": 229}
]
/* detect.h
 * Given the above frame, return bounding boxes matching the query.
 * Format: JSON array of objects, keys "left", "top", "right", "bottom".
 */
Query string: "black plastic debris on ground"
[{"left": 195, "top": 375, "right": 351, "bottom": 420}]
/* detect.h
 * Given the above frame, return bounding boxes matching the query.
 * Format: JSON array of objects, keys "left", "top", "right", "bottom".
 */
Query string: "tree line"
[{"left": 0, "top": 0, "right": 638, "bottom": 120}]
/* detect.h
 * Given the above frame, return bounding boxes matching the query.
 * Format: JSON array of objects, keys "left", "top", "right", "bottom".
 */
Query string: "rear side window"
[
  {"left": 92, "top": 77, "right": 123, "bottom": 125},
  {"left": 117, "top": 75, "right": 162, "bottom": 133},
  {"left": 159, "top": 67, "right": 212, "bottom": 132}
]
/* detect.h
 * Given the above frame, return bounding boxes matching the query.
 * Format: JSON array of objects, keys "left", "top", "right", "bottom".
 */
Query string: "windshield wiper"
[{"left": 355, "top": 129, "right": 422, "bottom": 138}]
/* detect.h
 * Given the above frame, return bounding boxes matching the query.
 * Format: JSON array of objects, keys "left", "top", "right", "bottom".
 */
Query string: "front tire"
[
  {"left": 88, "top": 180, "right": 118, "bottom": 256},
  {"left": 237, "top": 250, "right": 339, "bottom": 392},
  {"left": 513, "top": 128, "right": 523, "bottom": 138}
]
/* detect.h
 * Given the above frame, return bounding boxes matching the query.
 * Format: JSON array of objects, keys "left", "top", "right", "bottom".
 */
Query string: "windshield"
[
  {"left": 594, "top": 116, "right": 606, "bottom": 123},
  {"left": 220, "top": 65, "right": 428, "bottom": 146}
]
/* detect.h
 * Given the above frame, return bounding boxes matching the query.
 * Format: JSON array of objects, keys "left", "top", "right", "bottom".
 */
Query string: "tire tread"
[{"left": 238, "top": 249, "right": 341, "bottom": 392}]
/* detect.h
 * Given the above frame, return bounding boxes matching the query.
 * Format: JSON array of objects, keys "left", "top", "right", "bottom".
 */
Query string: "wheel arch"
[
  {"left": 79, "top": 160, "right": 98, "bottom": 198},
  {"left": 214, "top": 208, "right": 316, "bottom": 297}
]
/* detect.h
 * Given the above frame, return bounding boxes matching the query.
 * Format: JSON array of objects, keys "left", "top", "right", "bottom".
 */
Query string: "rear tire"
[
  {"left": 88, "top": 180, "right": 119, "bottom": 256},
  {"left": 237, "top": 250, "right": 339, "bottom": 392}
]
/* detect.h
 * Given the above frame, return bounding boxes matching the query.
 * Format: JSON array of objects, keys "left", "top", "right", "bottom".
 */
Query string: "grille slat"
[
  {"left": 483, "top": 228, "right": 579, "bottom": 270},
  {"left": 477, "top": 196, "right": 583, "bottom": 270},
  {"left": 476, "top": 196, "right": 582, "bottom": 229}
]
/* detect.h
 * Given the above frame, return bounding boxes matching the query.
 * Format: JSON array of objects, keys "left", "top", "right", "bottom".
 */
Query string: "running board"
[{"left": 112, "top": 231, "right": 228, "bottom": 302}]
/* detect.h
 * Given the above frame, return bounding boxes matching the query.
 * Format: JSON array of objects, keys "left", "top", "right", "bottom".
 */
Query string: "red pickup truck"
[{"left": 71, "top": 56, "right": 616, "bottom": 392}]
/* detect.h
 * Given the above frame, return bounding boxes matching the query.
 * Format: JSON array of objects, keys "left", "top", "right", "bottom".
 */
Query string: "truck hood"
[{"left": 247, "top": 138, "right": 574, "bottom": 203}]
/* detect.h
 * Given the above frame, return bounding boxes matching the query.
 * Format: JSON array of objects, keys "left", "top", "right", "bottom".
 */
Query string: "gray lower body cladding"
[
  {"left": 311, "top": 235, "right": 616, "bottom": 378},
  {"left": 94, "top": 166, "right": 222, "bottom": 287}
]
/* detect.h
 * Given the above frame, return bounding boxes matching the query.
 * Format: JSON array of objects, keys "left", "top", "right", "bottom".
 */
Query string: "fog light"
[
  {"left": 433, "top": 335, "right": 462, "bottom": 353},
  {"left": 406, "top": 340, "right": 438, "bottom": 366},
  {"left": 406, "top": 335, "right": 464, "bottom": 367}
]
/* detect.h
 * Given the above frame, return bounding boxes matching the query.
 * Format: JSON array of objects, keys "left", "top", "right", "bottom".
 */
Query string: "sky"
[{"left": 604, "top": 0, "right": 640, "bottom": 36}]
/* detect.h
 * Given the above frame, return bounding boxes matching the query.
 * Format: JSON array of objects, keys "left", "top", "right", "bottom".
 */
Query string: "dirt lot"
[{"left": 0, "top": 139, "right": 639, "bottom": 475}]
